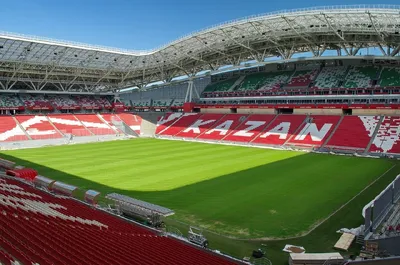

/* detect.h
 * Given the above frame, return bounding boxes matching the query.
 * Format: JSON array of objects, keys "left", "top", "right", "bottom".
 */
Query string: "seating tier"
[
  {"left": 198, "top": 114, "right": 249, "bottom": 141},
  {"left": 99, "top": 114, "right": 122, "bottom": 133},
  {"left": 155, "top": 113, "right": 183, "bottom": 134},
  {"left": 74, "top": 114, "right": 115, "bottom": 135},
  {"left": 343, "top": 66, "right": 379, "bottom": 88},
  {"left": 0, "top": 116, "right": 29, "bottom": 142},
  {"left": 48, "top": 114, "right": 92, "bottom": 136},
  {"left": 252, "top": 115, "right": 306, "bottom": 146},
  {"left": 175, "top": 114, "right": 225, "bottom": 138},
  {"left": 286, "top": 115, "right": 341, "bottom": 147},
  {"left": 369, "top": 116, "right": 400, "bottom": 154},
  {"left": 286, "top": 69, "right": 319, "bottom": 87},
  {"left": 313, "top": 66, "right": 347, "bottom": 89},
  {"left": 326, "top": 116, "right": 379, "bottom": 150},
  {"left": 203, "top": 77, "right": 239, "bottom": 92},
  {"left": 20, "top": 94, "right": 53, "bottom": 110},
  {"left": 0, "top": 178, "right": 235, "bottom": 265},
  {"left": 116, "top": 113, "right": 142, "bottom": 134},
  {"left": 222, "top": 114, "right": 275, "bottom": 143},
  {"left": 379, "top": 67, "right": 400, "bottom": 87},
  {"left": 157, "top": 113, "right": 202, "bottom": 136},
  {"left": 15, "top": 115, "right": 62, "bottom": 140},
  {"left": 0, "top": 95, "right": 23, "bottom": 109}
]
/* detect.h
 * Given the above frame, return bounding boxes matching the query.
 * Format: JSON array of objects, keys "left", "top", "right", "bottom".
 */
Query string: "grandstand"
[
  {"left": 0, "top": 176, "right": 239, "bottom": 265},
  {"left": 1, "top": 4, "right": 400, "bottom": 265}
]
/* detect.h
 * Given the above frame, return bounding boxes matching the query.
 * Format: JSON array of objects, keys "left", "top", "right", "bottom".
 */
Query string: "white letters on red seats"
[
  {"left": 370, "top": 117, "right": 400, "bottom": 153},
  {"left": 0, "top": 182, "right": 107, "bottom": 228},
  {"left": 205, "top": 120, "right": 234, "bottom": 135},
  {"left": 183, "top": 119, "right": 216, "bottom": 134},
  {"left": 233, "top": 121, "right": 265, "bottom": 137},
  {"left": 294, "top": 123, "right": 332, "bottom": 141},
  {"left": 259, "top": 122, "right": 290, "bottom": 139}
]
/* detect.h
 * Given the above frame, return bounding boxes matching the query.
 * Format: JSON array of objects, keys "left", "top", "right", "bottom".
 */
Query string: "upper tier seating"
[
  {"left": 325, "top": 116, "right": 380, "bottom": 150},
  {"left": 343, "top": 66, "right": 379, "bottom": 88},
  {"left": 286, "top": 69, "right": 319, "bottom": 87},
  {"left": 203, "top": 77, "right": 239, "bottom": 92},
  {"left": 48, "top": 114, "right": 92, "bottom": 136},
  {"left": 0, "top": 116, "right": 29, "bottom": 142},
  {"left": 74, "top": 96, "right": 102, "bottom": 109},
  {"left": 0, "top": 178, "right": 236, "bottom": 265},
  {"left": 286, "top": 115, "right": 340, "bottom": 147},
  {"left": 0, "top": 95, "right": 23, "bottom": 109},
  {"left": 313, "top": 66, "right": 347, "bottom": 89},
  {"left": 153, "top": 99, "right": 170, "bottom": 108},
  {"left": 15, "top": 115, "right": 62, "bottom": 140},
  {"left": 95, "top": 97, "right": 112, "bottom": 109},
  {"left": 251, "top": 115, "right": 307, "bottom": 146},
  {"left": 116, "top": 113, "right": 142, "bottom": 134},
  {"left": 237, "top": 71, "right": 292, "bottom": 91},
  {"left": 379, "top": 67, "right": 400, "bottom": 87},
  {"left": 20, "top": 94, "right": 53, "bottom": 110},
  {"left": 121, "top": 99, "right": 132, "bottom": 108},
  {"left": 171, "top": 99, "right": 184, "bottom": 107},
  {"left": 48, "top": 95, "right": 80, "bottom": 109},
  {"left": 131, "top": 100, "right": 151, "bottom": 108},
  {"left": 74, "top": 114, "right": 115, "bottom": 135},
  {"left": 369, "top": 116, "right": 400, "bottom": 154}
]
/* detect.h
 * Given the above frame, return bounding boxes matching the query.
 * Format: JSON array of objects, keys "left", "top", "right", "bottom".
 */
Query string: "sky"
[{"left": 1, "top": 0, "right": 399, "bottom": 50}]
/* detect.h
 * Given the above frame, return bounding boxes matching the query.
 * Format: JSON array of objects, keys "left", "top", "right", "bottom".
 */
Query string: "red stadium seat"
[{"left": 0, "top": 178, "right": 238, "bottom": 265}]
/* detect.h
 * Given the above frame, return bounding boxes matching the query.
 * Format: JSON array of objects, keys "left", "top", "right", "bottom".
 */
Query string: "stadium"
[{"left": 1, "top": 4, "right": 400, "bottom": 265}]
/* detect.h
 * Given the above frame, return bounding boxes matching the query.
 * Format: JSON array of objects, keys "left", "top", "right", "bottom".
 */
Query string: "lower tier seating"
[
  {"left": 157, "top": 113, "right": 202, "bottom": 136},
  {"left": 155, "top": 113, "right": 400, "bottom": 154},
  {"left": 223, "top": 114, "right": 276, "bottom": 143},
  {"left": 15, "top": 115, "right": 62, "bottom": 140},
  {"left": 48, "top": 115, "right": 92, "bottom": 136},
  {"left": 198, "top": 114, "right": 249, "bottom": 141},
  {"left": 74, "top": 114, "right": 115, "bottom": 135},
  {"left": 175, "top": 114, "right": 226, "bottom": 138},
  {"left": 0, "top": 116, "right": 29, "bottom": 142},
  {"left": 116, "top": 113, "right": 142, "bottom": 134},
  {"left": 155, "top": 113, "right": 183, "bottom": 134},
  {"left": 286, "top": 115, "right": 341, "bottom": 147},
  {"left": 99, "top": 114, "right": 122, "bottom": 133},
  {"left": 251, "top": 115, "right": 307, "bottom": 146},
  {"left": 326, "top": 116, "right": 380, "bottom": 150},
  {"left": 0, "top": 178, "right": 236, "bottom": 265},
  {"left": 369, "top": 116, "right": 400, "bottom": 154}
]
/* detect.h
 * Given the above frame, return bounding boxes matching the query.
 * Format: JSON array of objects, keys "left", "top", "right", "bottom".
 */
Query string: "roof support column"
[{"left": 185, "top": 77, "right": 200, "bottom": 103}]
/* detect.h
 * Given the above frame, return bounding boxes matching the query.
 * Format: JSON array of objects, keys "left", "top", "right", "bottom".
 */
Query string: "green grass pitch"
[{"left": 0, "top": 138, "right": 394, "bottom": 240}]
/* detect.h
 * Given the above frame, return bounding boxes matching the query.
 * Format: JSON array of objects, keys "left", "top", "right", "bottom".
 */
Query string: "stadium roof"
[{"left": 0, "top": 4, "right": 400, "bottom": 93}]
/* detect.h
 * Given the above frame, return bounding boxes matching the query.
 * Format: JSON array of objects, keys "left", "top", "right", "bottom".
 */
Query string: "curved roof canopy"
[{"left": 0, "top": 5, "right": 399, "bottom": 92}]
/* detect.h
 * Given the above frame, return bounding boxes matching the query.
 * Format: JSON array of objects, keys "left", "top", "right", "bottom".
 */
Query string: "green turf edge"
[{"left": 189, "top": 161, "right": 400, "bottom": 264}]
